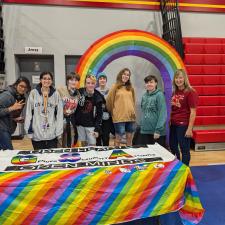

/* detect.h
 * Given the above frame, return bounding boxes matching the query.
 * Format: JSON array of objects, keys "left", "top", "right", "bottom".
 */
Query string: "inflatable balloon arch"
[{"left": 76, "top": 29, "right": 186, "bottom": 139}]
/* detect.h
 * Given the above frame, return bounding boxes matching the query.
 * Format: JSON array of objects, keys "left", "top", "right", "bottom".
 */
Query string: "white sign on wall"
[
  {"left": 32, "top": 75, "right": 40, "bottom": 84},
  {"left": 24, "top": 47, "right": 43, "bottom": 54}
]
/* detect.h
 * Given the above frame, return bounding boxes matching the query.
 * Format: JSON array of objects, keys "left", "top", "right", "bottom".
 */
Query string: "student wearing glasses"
[
  {"left": 0, "top": 77, "right": 31, "bottom": 150},
  {"left": 25, "top": 72, "right": 63, "bottom": 150}
]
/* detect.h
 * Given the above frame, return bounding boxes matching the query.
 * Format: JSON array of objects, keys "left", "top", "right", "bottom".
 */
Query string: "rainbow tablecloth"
[{"left": 0, "top": 159, "right": 204, "bottom": 225}]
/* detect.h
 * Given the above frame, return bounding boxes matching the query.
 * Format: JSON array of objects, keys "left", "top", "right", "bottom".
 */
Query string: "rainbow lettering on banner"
[
  {"left": 76, "top": 29, "right": 185, "bottom": 117},
  {"left": 11, "top": 155, "right": 37, "bottom": 165},
  {"left": 59, "top": 153, "right": 81, "bottom": 162},
  {"left": 109, "top": 149, "right": 133, "bottom": 159}
]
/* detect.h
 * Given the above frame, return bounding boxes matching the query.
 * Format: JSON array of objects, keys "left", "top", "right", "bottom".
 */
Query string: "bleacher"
[{"left": 184, "top": 37, "right": 225, "bottom": 151}]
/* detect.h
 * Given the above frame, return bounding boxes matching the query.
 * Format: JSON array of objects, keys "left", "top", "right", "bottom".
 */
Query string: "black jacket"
[
  {"left": 0, "top": 86, "right": 25, "bottom": 134},
  {"left": 74, "top": 88, "right": 103, "bottom": 133}
]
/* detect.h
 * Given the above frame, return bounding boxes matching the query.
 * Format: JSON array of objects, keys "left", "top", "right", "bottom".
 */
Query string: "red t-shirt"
[{"left": 171, "top": 89, "right": 198, "bottom": 126}]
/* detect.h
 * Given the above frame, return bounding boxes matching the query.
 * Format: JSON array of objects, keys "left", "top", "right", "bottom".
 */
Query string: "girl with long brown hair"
[{"left": 106, "top": 68, "right": 136, "bottom": 146}]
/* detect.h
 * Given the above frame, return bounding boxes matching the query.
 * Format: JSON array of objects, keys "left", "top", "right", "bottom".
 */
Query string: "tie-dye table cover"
[{"left": 0, "top": 146, "right": 204, "bottom": 225}]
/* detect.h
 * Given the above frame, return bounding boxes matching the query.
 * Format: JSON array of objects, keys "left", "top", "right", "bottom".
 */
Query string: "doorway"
[
  {"left": 15, "top": 55, "right": 54, "bottom": 89},
  {"left": 13, "top": 55, "right": 54, "bottom": 138}
]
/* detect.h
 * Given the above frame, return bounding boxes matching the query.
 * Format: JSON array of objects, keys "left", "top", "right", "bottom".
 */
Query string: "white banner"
[{"left": 0, "top": 144, "right": 175, "bottom": 172}]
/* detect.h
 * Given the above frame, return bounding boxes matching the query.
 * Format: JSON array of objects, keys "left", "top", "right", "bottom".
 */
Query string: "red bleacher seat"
[
  {"left": 205, "top": 44, "right": 225, "bottom": 54},
  {"left": 184, "top": 44, "right": 225, "bottom": 54},
  {"left": 194, "top": 85, "right": 225, "bottom": 95},
  {"left": 193, "top": 130, "right": 225, "bottom": 143},
  {"left": 195, "top": 116, "right": 225, "bottom": 125},
  {"left": 184, "top": 44, "right": 204, "bottom": 54},
  {"left": 184, "top": 37, "right": 225, "bottom": 146},
  {"left": 183, "top": 37, "right": 225, "bottom": 44},
  {"left": 197, "top": 106, "right": 225, "bottom": 116},
  {"left": 204, "top": 54, "right": 225, "bottom": 64},
  {"left": 185, "top": 54, "right": 225, "bottom": 65},
  {"left": 183, "top": 38, "right": 206, "bottom": 43},
  {"left": 185, "top": 54, "right": 203, "bottom": 64},
  {"left": 186, "top": 65, "right": 225, "bottom": 74},
  {"left": 189, "top": 75, "right": 225, "bottom": 85},
  {"left": 198, "top": 96, "right": 225, "bottom": 106}
]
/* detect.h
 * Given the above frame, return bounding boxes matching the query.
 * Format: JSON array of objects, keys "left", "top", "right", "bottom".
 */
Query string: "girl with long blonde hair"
[{"left": 170, "top": 69, "right": 198, "bottom": 165}]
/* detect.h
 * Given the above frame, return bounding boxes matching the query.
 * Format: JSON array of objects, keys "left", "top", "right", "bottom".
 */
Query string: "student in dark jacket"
[
  {"left": 74, "top": 74, "right": 103, "bottom": 146},
  {"left": 96, "top": 72, "right": 114, "bottom": 146},
  {"left": 0, "top": 77, "right": 31, "bottom": 150}
]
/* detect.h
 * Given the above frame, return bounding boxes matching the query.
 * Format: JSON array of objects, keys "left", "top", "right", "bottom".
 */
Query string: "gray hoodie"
[{"left": 24, "top": 84, "right": 63, "bottom": 141}]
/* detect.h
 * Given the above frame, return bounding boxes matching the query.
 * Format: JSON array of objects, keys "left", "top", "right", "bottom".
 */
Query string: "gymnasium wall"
[{"left": 2, "top": 4, "right": 225, "bottom": 121}]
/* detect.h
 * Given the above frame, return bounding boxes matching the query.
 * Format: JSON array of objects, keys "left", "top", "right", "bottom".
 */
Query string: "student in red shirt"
[{"left": 169, "top": 69, "right": 198, "bottom": 166}]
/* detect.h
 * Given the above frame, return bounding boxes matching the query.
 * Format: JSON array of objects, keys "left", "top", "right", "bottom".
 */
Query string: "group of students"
[{"left": 0, "top": 68, "right": 197, "bottom": 165}]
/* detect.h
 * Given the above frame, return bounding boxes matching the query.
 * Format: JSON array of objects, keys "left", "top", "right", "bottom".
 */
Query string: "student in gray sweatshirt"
[{"left": 25, "top": 72, "right": 63, "bottom": 150}]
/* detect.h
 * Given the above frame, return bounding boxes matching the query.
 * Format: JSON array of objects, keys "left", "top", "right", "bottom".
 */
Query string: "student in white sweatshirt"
[{"left": 25, "top": 72, "right": 63, "bottom": 150}]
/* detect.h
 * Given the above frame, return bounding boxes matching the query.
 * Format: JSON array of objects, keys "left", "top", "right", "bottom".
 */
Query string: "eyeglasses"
[
  {"left": 18, "top": 84, "right": 28, "bottom": 89},
  {"left": 42, "top": 78, "right": 52, "bottom": 81}
]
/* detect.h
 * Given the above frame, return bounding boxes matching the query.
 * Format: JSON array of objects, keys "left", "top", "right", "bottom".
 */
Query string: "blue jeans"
[
  {"left": 0, "top": 130, "right": 13, "bottom": 150},
  {"left": 114, "top": 122, "right": 135, "bottom": 136},
  {"left": 169, "top": 125, "right": 191, "bottom": 166}
]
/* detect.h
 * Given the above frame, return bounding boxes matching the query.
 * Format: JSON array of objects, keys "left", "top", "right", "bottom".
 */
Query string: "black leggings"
[
  {"left": 96, "top": 118, "right": 115, "bottom": 146},
  {"left": 32, "top": 138, "right": 58, "bottom": 150},
  {"left": 140, "top": 134, "right": 166, "bottom": 148}
]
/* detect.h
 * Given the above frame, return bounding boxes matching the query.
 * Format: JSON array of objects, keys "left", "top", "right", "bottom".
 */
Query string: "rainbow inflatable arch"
[{"left": 76, "top": 29, "right": 185, "bottom": 115}]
